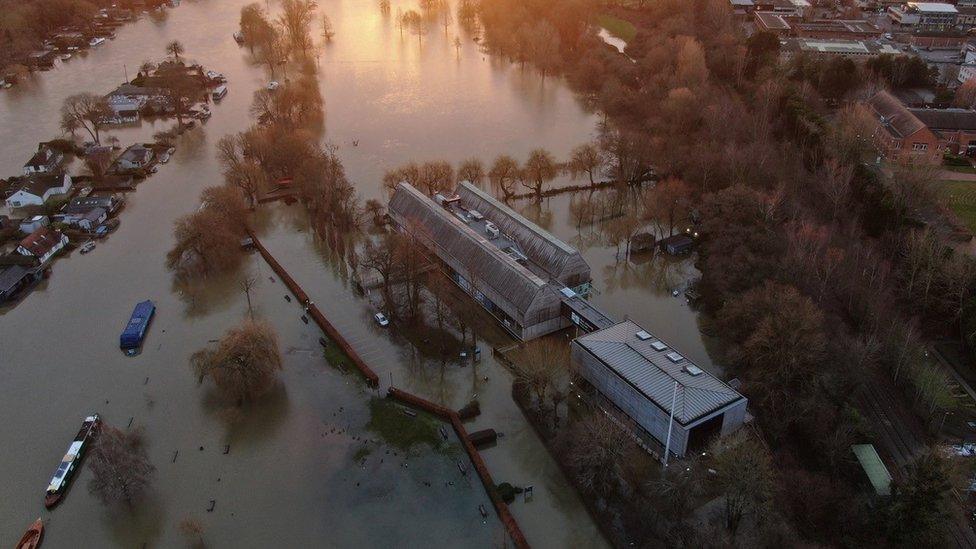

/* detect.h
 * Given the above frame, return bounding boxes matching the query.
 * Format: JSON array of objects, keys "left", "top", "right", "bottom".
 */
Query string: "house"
[
  {"left": 911, "top": 108, "right": 976, "bottom": 156},
  {"left": 65, "top": 194, "right": 123, "bottom": 215},
  {"left": 572, "top": 320, "right": 748, "bottom": 458},
  {"left": 387, "top": 181, "right": 592, "bottom": 341},
  {"left": 17, "top": 227, "right": 68, "bottom": 264},
  {"left": 660, "top": 234, "right": 695, "bottom": 255},
  {"left": 19, "top": 215, "right": 50, "bottom": 234},
  {"left": 0, "top": 264, "right": 42, "bottom": 303},
  {"left": 116, "top": 145, "right": 155, "bottom": 171},
  {"left": 5, "top": 172, "right": 73, "bottom": 208},
  {"left": 23, "top": 145, "right": 64, "bottom": 175},
  {"left": 866, "top": 90, "right": 944, "bottom": 163},
  {"left": 65, "top": 207, "right": 107, "bottom": 232}
]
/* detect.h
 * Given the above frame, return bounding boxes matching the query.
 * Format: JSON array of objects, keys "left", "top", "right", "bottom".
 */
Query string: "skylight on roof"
[
  {"left": 683, "top": 365, "right": 704, "bottom": 376},
  {"left": 650, "top": 341, "right": 668, "bottom": 352},
  {"left": 635, "top": 330, "right": 651, "bottom": 341},
  {"left": 666, "top": 351, "right": 684, "bottom": 363}
]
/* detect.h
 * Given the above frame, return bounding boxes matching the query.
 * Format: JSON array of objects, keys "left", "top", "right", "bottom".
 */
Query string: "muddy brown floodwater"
[{"left": 0, "top": 0, "right": 716, "bottom": 547}]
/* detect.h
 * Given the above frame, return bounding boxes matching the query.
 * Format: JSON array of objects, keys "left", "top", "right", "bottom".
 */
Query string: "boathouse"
[
  {"left": 387, "top": 181, "right": 591, "bottom": 340},
  {"left": 572, "top": 320, "right": 747, "bottom": 458}
]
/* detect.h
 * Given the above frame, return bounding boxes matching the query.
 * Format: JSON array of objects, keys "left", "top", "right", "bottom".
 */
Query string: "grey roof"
[
  {"left": 455, "top": 182, "right": 591, "bottom": 286},
  {"left": 0, "top": 265, "right": 31, "bottom": 293},
  {"left": 868, "top": 90, "right": 927, "bottom": 139},
  {"left": 388, "top": 182, "right": 553, "bottom": 315},
  {"left": 575, "top": 320, "right": 744, "bottom": 425},
  {"left": 910, "top": 108, "right": 976, "bottom": 131}
]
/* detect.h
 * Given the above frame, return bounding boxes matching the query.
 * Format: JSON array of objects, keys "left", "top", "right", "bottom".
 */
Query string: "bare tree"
[
  {"left": 192, "top": 319, "right": 283, "bottom": 405},
  {"left": 457, "top": 158, "right": 484, "bottom": 186},
  {"left": 166, "top": 204, "right": 247, "bottom": 282},
  {"left": 61, "top": 93, "right": 112, "bottom": 144},
  {"left": 560, "top": 412, "right": 630, "bottom": 493},
  {"left": 567, "top": 143, "right": 603, "bottom": 186},
  {"left": 513, "top": 338, "right": 570, "bottom": 426},
  {"left": 279, "top": 0, "right": 318, "bottom": 56},
  {"left": 402, "top": 10, "right": 425, "bottom": 45},
  {"left": 88, "top": 425, "right": 155, "bottom": 508},
  {"left": 488, "top": 154, "right": 521, "bottom": 201},
  {"left": 453, "top": 35, "right": 462, "bottom": 58},
  {"left": 240, "top": 273, "right": 258, "bottom": 319},
  {"left": 84, "top": 147, "right": 113, "bottom": 183},
  {"left": 521, "top": 148, "right": 558, "bottom": 200},
  {"left": 710, "top": 432, "right": 774, "bottom": 537},
  {"left": 321, "top": 14, "right": 335, "bottom": 42},
  {"left": 165, "top": 40, "right": 185, "bottom": 62}
]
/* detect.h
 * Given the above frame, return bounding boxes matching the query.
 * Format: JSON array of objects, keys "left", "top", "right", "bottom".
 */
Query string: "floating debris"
[
  {"left": 478, "top": 504, "right": 488, "bottom": 518},
  {"left": 402, "top": 408, "right": 417, "bottom": 418},
  {"left": 285, "top": 295, "right": 292, "bottom": 302},
  {"left": 207, "top": 500, "right": 215, "bottom": 512},
  {"left": 172, "top": 450, "right": 179, "bottom": 463},
  {"left": 301, "top": 315, "right": 309, "bottom": 324},
  {"left": 223, "top": 444, "right": 230, "bottom": 455},
  {"left": 457, "top": 460, "right": 468, "bottom": 475}
]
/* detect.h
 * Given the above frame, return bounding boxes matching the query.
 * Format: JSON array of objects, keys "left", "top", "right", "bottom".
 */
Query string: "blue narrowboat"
[{"left": 120, "top": 300, "right": 155, "bottom": 353}]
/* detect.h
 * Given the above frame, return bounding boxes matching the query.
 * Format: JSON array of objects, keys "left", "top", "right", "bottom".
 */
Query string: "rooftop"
[
  {"left": 907, "top": 2, "right": 958, "bottom": 13},
  {"left": 575, "top": 320, "right": 744, "bottom": 425}
]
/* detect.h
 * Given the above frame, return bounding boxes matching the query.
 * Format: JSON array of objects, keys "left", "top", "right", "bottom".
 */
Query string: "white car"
[{"left": 373, "top": 312, "right": 389, "bottom": 327}]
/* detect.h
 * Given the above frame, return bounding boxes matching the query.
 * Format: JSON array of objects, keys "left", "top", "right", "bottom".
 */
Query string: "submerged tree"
[
  {"left": 166, "top": 191, "right": 248, "bottom": 282},
  {"left": 711, "top": 432, "right": 774, "bottom": 537},
  {"left": 88, "top": 425, "right": 155, "bottom": 509},
  {"left": 192, "top": 319, "right": 283, "bottom": 405},
  {"left": 321, "top": 14, "right": 335, "bottom": 42},
  {"left": 60, "top": 93, "right": 112, "bottom": 144},
  {"left": 567, "top": 143, "right": 603, "bottom": 185},
  {"left": 488, "top": 154, "right": 521, "bottom": 201},
  {"left": 521, "top": 148, "right": 558, "bottom": 200},
  {"left": 165, "top": 40, "right": 185, "bottom": 62}
]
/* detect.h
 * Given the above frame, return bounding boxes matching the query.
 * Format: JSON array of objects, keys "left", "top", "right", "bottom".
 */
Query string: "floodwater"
[{"left": 0, "top": 0, "right": 714, "bottom": 547}]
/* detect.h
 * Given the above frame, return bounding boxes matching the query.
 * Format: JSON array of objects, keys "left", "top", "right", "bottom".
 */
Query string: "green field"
[
  {"left": 597, "top": 14, "right": 637, "bottom": 43},
  {"left": 942, "top": 179, "right": 976, "bottom": 232}
]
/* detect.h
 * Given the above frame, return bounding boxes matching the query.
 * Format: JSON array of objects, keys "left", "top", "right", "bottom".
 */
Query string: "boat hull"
[{"left": 15, "top": 518, "right": 43, "bottom": 549}]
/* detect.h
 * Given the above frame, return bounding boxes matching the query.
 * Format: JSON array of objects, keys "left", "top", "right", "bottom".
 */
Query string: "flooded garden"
[{"left": 0, "top": 0, "right": 713, "bottom": 546}]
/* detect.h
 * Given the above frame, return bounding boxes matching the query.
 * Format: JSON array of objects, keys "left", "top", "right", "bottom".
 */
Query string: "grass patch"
[
  {"left": 597, "top": 14, "right": 637, "bottom": 43},
  {"left": 942, "top": 180, "right": 976, "bottom": 232},
  {"left": 365, "top": 398, "right": 458, "bottom": 456},
  {"left": 320, "top": 336, "right": 351, "bottom": 373},
  {"left": 944, "top": 164, "right": 976, "bottom": 174}
]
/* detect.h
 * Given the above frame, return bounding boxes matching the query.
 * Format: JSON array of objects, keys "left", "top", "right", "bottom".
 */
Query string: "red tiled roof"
[{"left": 19, "top": 227, "right": 64, "bottom": 258}]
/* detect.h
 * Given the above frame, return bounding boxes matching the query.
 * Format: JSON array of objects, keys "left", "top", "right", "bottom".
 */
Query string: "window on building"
[{"left": 912, "top": 142, "right": 928, "bottom": 151}]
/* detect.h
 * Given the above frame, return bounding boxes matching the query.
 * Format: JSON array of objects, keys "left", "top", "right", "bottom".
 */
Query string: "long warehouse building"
[{"left": 388, "top": 181, "right": 591, "bottom": 340}]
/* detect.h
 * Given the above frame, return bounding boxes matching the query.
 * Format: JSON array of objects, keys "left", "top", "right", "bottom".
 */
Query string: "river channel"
[{"left": 0, "top": 0, "right": 714, "bottom": 547}]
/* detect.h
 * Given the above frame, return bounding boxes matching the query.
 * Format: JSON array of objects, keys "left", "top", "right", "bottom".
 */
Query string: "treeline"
[
  {"left": 0, "top": 0, "right": 166, "bottom": 72},
  {"left": 474, "top": 0, "right": 971, "bottom": 545}
]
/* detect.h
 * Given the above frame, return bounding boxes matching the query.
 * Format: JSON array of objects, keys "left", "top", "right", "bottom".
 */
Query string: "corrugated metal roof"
[
  {"left": 388, "top": 183, "right": 551, "bottom": 316},
  {"left": 455, "top": 182, "right": 591, "bottom": 285},
  {"left": 576, "top": 320, "right": 744, "bottom": 424},
  {"left": 851, "top": 444, "right": 892, "bottom": 496}
]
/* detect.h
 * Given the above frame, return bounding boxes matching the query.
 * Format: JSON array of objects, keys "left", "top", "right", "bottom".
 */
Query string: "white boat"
[
  {"left": 80, "top": 241, "right": 96, "bottom": 254},
  {"left": 60, "top": 54, "right": 72, "bottom": 60},
  {"left": 159, "top": 153, "right": 170, "bottom": 164},
  {"left": 167, "top": 147, "right": 176, "bottom": 155},
  {"left": 212, "top": 85, "right": 227, "bottom": 101},
  {"left": 267, "top": 81, "right": 280, "bottom": 91},
  {"left": 89, "top": 37, "right": 106, "bottom": 47}
]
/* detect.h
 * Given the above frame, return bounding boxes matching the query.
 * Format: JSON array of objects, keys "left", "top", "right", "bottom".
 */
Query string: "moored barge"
[
  {"left": 45, "top": 414, "right": 101, "bottom": 509},
  {"left": 120, "top": 300, "right": 155, "bottom": 354}
]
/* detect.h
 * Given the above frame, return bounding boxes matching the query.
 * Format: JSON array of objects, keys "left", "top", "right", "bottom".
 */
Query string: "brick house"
[
  {"left": 866, "top": 91, "right": 944, "bottom": 163},
  {"left": 911, "top": 109, "right": 976, "bottom": 156}
]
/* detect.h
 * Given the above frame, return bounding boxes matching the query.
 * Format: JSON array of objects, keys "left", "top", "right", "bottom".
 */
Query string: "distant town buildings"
[
  {"left": 780, "top": 38, "right": 903, "bottom": 59},
  {"left": 887, "top": 2, "right": 959, "bottom": 32}
]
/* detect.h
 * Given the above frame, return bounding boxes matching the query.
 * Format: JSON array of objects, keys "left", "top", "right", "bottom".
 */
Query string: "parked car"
[{"left": 373, "top": 312, "right": 389, "bottom": 327}]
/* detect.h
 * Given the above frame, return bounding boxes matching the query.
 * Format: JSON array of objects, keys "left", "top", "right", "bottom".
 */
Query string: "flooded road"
[{"left": 0, "top": 0, "right": 712, "bottom": 547}]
